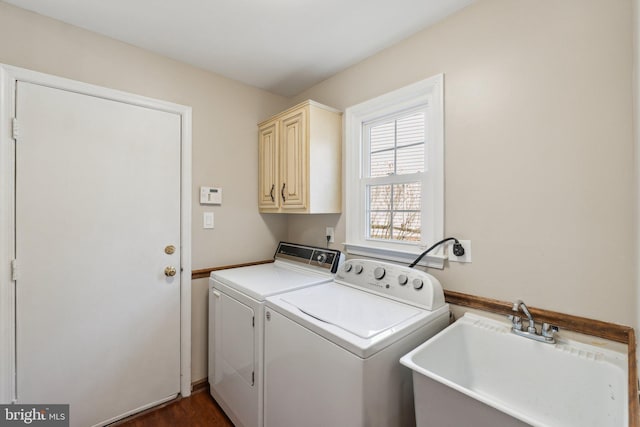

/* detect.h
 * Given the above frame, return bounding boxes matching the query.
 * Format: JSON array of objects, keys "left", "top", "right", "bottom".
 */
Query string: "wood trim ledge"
[
  {"left": 191, "top": 260, "right": 274, "bottom": 280},
  {"left": 629, "top": 329, "right": 639, "bottom": 426},
  {"left": 444, "top": 290, "right": 632, "bottom": 343}
]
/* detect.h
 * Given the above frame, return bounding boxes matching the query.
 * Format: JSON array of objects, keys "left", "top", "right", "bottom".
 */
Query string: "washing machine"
[
  {"left": 208, "top": 242, "right": 343, "bottom": 427},
  {"left": 263, "top": 259, "right": 449, "bottom": 427}
]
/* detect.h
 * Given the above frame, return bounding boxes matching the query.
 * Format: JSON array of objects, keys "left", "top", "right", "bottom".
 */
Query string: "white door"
[{"left": 14, "top": 81, "right": 182, "bottom": 427}]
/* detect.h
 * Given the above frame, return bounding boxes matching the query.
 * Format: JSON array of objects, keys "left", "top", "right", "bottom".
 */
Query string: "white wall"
[
  {"left": 289, "top": 0, "right": 637, "bottom": 327},
  {"left": 0, "top": 1, "right": 289, "bottom": 381}
]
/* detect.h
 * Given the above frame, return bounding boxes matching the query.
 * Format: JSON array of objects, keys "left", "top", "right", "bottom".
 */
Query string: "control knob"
[
  {"left": 344, "top": 263, "right": 353, "bottom": 272},
  {"left": 354, "top": 264, "right": 364, "bottom": 274},
  {"left": 398, "top": 274, "right": 408, "bottom": 286},
  {"left": 316, "top": 253, "right": 327, "bottom": 264},
  {"left": 373, "top": 267, "right": 386, "bottom": 280},
  {"left": 413, "top": 278, "right": 423, "bottom": 290}
]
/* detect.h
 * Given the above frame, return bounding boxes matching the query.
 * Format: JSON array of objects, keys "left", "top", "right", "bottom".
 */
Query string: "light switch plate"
[
  {"left": 203, "top": 212, "right": 214, "bottom": 229},
  {"left": 448, "top": 240, "right": 471, "bottom": 263}
]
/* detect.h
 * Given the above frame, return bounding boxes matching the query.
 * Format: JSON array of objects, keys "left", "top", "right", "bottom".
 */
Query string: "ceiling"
[{"left": 4, "top": 0, "right": 474, "bottom": 97}]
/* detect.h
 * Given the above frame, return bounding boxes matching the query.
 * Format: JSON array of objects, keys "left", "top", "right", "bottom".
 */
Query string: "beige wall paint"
[
  {"left": 2, "top": 0, "right": 637, "bottom": 384},
  {"left": 0, "top": 2, "right": 289, "bottom": 381},
  {"left": 289, "top": 0, "right": 637, "bottom": 326},
  {"left": 634, "top": 0, "right": 640, "bottom": 340}
]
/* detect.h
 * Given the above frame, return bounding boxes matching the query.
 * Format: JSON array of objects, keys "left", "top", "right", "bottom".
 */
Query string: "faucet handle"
[
  {"left": 508, "top": 314, "right": 523, "bottom": 331},
  {"left": 541, "top": 323, "right": 558, "bottom": 338},
  {"left": 512, "top": 299, "right": 523, "bottom": 311}
]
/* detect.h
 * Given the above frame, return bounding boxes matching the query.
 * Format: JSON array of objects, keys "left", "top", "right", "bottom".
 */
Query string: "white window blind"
[{"left": 364, "top": 109, "right": 426, "bottom": 242}]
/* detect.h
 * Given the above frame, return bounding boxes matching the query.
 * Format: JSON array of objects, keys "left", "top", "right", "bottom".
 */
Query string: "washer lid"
[{"left": 281, "top": 284, "right": 422, "bottom": 339}]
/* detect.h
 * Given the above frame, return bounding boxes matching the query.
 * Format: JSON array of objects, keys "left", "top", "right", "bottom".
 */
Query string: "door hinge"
[
  {"left": 252, "top": 316, "right": 255, "bottom": 327},
  {"left": 12, "top": 118, "right": 18, "bottom": 140},
  {"left": 252, "top": 371, "right": 255, "bottom": 386},
  {"left": 11, "top": 259, "right": 18, "bottom": 281}
]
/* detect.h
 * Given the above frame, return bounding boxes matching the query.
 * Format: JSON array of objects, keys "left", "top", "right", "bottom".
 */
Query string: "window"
[
  {"left": 365, "top": 109, "right": 425, "bottom": 242},
  {"left": 344, "top": 75, "right": 444, "bottom": 267}
]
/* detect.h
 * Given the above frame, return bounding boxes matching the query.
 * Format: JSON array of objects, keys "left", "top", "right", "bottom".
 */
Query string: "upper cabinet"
[{"left": 258, "top": 100, "right": 342, "bottom": 214}]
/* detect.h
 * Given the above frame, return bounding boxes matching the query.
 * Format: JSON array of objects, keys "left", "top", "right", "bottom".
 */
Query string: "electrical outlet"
[
  {"left": 325, "top": 227, "right": 335, "bottom": 243},
  {"left": 448, "top": 240, "right": 471, "bottom": 263}
]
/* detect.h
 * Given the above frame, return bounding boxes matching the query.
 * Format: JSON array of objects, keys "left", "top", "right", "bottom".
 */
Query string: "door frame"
[{"left": 0, "top": 64, "right": 192, "bottom": 403}]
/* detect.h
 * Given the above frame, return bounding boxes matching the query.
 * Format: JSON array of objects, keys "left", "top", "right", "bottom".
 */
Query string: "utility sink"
[{"left": 400, "top": 313, "right": 628, "bottom": 427}]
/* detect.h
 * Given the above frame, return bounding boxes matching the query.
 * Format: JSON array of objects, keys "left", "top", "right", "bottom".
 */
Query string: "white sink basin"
[{"left": 400, "top": 313, "right": 628, "bottom": 427}]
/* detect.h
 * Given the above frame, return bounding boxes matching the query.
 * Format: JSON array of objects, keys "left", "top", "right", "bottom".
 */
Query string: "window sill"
[{"left": 343, "top": 243, "right": 446, "bottom": 269}]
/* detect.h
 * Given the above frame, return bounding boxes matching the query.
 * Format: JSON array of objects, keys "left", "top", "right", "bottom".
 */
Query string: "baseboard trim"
[{"left": 191, "top": 377, "right": 209, "bottom": 394}]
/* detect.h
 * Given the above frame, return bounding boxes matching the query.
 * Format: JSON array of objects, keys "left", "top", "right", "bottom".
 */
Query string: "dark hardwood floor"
[{"left": 113, "top": 389, "right": 234, "bottom": 427}]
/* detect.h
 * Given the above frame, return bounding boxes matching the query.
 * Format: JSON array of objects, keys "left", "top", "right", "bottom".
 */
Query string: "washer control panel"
[{"left": 335, "top": 259, "right": 445, "bottom": 310}]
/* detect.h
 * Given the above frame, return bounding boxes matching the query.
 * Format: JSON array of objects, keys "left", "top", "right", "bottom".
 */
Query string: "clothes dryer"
[{"left": 208, "top": 242, "right": 342, "bottom": 427}]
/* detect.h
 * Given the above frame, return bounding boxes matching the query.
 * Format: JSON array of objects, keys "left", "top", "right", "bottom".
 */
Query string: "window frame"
[{"left": 344, "top": 75, "right": 445, "bottom": 268}]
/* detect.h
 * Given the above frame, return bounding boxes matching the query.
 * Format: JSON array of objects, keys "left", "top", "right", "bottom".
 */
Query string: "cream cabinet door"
[
  {"left": 258, "top": 120, "right": 279, "bottom": 210},
  {"left": 257, "top": 100, "right": 341, "bottom": 214},
  {"left": 279, "top": 108, "right": 307, "bottom": 210}
]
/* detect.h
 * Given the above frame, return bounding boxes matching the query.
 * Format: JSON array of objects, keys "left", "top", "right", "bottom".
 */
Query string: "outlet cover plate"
[
  {"left": 448, "top": 240, "right": 471, "bottom": 263},
  {"left": 325, "top": 227, "right": 335, "bottom": 243}
]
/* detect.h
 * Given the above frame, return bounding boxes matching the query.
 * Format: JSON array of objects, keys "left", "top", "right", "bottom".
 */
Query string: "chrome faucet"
[
  {"left": 508, "top": 299, "right": 556, "bottom": 343},
  {"left": 514, "top": 300, "right": 537, "bottom": 334}
]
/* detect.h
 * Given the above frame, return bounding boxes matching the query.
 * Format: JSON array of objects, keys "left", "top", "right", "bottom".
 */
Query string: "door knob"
[{"left": 164, "top": 266, "right": 177, "bottom": 277}]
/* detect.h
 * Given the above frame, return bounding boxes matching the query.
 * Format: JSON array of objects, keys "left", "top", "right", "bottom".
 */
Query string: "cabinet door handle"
[
  {"left": 269, "top": 184, "right": 275, "bottom": 202},
  {"left": 281, "top": 183, "right": 286, "bottom": 202}
]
